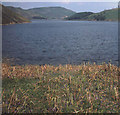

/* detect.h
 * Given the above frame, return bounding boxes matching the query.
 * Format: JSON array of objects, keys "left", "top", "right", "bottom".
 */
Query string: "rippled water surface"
[{"left": 2, "top": 20, "right": 118, "bottom": 65}]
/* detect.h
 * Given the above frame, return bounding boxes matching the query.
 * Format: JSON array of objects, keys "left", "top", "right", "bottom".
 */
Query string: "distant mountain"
[
  {"left": 4, "top": 5, "right": 118, "bottom": 23},
  {"left": 7, "top": 6, "right": 76, "bottom": 19},
  {"left": 66, "top": 12, "right": 94, "bottom": 20},
  {"left": 27, "top": 7, "right": 76, "bottom": 19},
  {"left": 66, "top": 8, "right": 119, "bottom": 21},
  {"left": 1, "top": 4, "right": 30, "bottom": 25}
]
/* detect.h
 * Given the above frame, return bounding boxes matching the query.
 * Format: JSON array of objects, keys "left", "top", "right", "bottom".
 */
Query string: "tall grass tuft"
[{"left": 2, "top": 62, "right": 119, "bottom": 113}]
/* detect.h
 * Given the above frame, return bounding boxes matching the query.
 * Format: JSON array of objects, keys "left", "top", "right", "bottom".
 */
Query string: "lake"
[{"left": 2, "top": 20, "right": 118, "bottom": 65}]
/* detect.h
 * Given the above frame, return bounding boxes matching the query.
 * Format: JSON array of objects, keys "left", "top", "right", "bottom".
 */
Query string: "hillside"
[
  {"left": 87, "top": 8, "right": 118, "bottom": 21},
  {"left": 7, "top": 6, "right": 76, "bottom": 19},
  {"left": 66, "top": 12, "right": 94, "bottom": 20},
  {"left": 27, "top": 7, "right": 75, "bottom": 19},
  {"left": 66, "top": 8, "right": 119, "bottom": 21},
  {"left": 1, "top": 5, "right": 30, "bottom": 25},
  {"left": 6, "top": 6, "right": 33, "bottom": 19},
  {"left": 7, "top": 6, "right": 46, "bottom": 19}
]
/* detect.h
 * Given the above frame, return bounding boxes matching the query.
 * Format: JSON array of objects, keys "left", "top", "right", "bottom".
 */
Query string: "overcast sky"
[{"left": 2, "top": 2, "right": 118, "bottom": 13}]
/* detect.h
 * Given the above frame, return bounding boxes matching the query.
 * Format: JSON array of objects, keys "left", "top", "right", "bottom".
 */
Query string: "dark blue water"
[{"left": 2, "top": 20, "right": 118, "bottom": 65}]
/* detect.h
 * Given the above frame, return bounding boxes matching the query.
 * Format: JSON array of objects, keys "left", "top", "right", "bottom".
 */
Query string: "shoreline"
[
  {"left": 0, "top": 21, "right": 31, "bottom": 26},
  {"left": 1, "top": 19, "right": 118, "bottom": 26},
  {"left": 2, "top": 58, "right": 118, "bottom": 67},
  {"left": 64, "top": 19, "right": 118, "bottom": 22}
]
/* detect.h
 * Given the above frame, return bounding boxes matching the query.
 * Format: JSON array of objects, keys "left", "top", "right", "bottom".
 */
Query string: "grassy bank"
[{"left": 2, "top": 63, "right": 119, "bottom": 113}]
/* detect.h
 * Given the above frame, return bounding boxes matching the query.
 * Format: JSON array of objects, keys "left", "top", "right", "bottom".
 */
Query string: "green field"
[{"left": 2, "top": 62, "right": 119, "bottom": 113}]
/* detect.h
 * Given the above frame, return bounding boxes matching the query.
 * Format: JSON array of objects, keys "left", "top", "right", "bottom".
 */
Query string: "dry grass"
[{"left": 2, "top": 62, "right": 119, "bottom": 113}]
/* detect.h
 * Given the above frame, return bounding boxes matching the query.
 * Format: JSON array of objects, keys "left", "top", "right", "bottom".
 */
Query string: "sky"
[{"left": 2, "top": 2, "right": 118, "bottom": 13}]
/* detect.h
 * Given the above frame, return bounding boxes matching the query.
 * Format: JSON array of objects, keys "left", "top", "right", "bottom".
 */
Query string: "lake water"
[{"left": 2, "top": 20, "right": 118, "bottom": 65}]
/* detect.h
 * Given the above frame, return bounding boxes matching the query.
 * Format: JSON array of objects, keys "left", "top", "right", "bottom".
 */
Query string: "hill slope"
[
  {"left": 87, "top": 8, "right": 118, "bottom": 21},
  {"left": 1, "top": 4, "right": 30, "bottom": 25},
  {"left": 27, "top": 7, "right": 75, "bottom": 19},
  {"left": 7, "top": 6, "right": 46, "bottom": 19},
  {"left": 66, "top": 8, "right": 119, "bottom": 21},
  {"left": 66, "top": 12, "right": 94, "bottom": 20},
  {"left": 7, "top": 6, "right": 76, "bottom": 19},
  {"left": 6, "top": 6, "right": 32, "bottom": 19}
]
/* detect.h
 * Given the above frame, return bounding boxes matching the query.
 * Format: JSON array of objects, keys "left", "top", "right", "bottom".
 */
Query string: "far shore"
[
  {"left": 0, "top": 21, "right": 31, "bottom": 26},
  {"left": 1, "top": 19, "right": 118, "bottom": 26}
]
